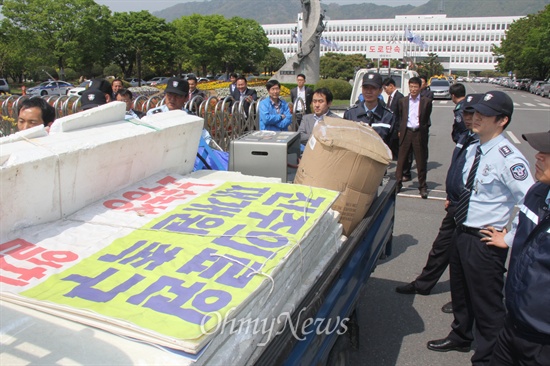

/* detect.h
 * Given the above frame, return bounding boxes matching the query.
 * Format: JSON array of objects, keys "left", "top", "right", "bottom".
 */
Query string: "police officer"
[
  {"left": 427, "top": 91, "right": 535, "bottom": 366},
  {"left": 484, "top": 130, "right": 550, "bottom": 366},
  {"left": 147, "top": 77, "right": 190, "bottom": 116},
  {"left": 450, "top": 83, "right": 467, "bottom": 143},
  {"left": 396, "top": 94, "right": 483, "bottom": 306},
  {"left": 344, "top": 73, "right": 395, "bottom": 144}
]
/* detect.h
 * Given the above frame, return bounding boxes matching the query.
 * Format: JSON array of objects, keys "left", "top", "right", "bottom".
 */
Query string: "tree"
[
  {"left": 109, "top": 11, "right": 175, "bottom": 82},
  {"left": 1, "top": 0, "right": 111, "bottom": 80},
  {"left": 172, "top": 14, "right": 270, "bottom": 76},
  {"left": 222, "top": 17, "right": 270, "bottom": 74},
  {"left": 320, "top": 53, "right": 368, "bottom": 80},
  {"left": 493, "top": 5, "right": 550, "bottom": 80},
  {"left": 260, "top": 47, "right": 286, "bottom": 75},
  {"left": 416, "top": 53, "right": 444, "bottom": 77}
]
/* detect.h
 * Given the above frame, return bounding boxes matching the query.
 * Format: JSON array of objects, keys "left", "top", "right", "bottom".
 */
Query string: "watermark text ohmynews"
[{"left": 200, "top": 308, "right": 349, "bottom": 346}]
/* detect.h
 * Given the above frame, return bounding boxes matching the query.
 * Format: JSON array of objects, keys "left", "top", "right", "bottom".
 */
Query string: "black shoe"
[
  {"left": 402, "top": 176, "right": 411, "bottom": 182},
  {"left": 441, "top": 301, "right": 453, "bottom": 314},
  {"left": 427, "top": 338, "right": 470, "bottom": 353},
  {"left": 395, "top": 282, "right": 430, "bottom": 295},
  {"left": 420, "top": 190, "right": 428, "bottom": 199}
]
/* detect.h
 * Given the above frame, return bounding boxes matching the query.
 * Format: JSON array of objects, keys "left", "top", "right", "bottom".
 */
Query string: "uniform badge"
[
  {"left": 484, "top": 93, "right": 493, "bottom": 101},
  {"left": 455, "top": 115, "right": 462, "bottom": 123},
  {"left": 368, "top": 74, "right": 374, "bottom": 79},
  {"left": 510, "top": 163, "right": 528, "bottom": 181},
  {"left": 499, "top": 145, "right": 513, "bottom": 157},
  {"left": 172, "top": 81, "right": 179, "bottom": 87},
  {"left": 88, "top": 94, "right": 95, "bottom": 101}
]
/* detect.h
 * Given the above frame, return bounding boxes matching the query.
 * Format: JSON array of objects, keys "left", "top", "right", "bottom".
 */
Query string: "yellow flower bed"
[
  {"left": 154, "top": 79, "right": 290, "bottom": 97},
  {"left": 1, "top": 114, "right": 16, "bottom": 128}
]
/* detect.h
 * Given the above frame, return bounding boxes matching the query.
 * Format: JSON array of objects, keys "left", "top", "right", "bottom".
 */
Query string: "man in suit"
[
  {"left": 396, "top": 76, "right": 433, "bottom": 199},
  {"left": 344, "top": 73, "right": 395, "bottom": 144},
  {"left": 383, "top": 78, "right": 404, "bottom": 161},
  {"left": 231, "top": 76, "right": 258, "bottom": 117},
  {"left": 290, "top": 73, "right": 314, "bottom": 126},
  {"left": 228, "top": 73, "right": 238, "bottom": 94},
  {"left": 297, "top": 87, "right": 340, "bottom": 145},
  {"left": 187, "top": 75, "right": 206, "bottom": 100}
]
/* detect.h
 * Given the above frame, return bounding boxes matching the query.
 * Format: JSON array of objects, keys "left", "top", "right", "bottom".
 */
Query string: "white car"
[
  {"left": 125, "top": 78, "right": 146, "bottom": 87},
  {"left": 27, "top": 81, "right": 74, "bottom": 96},
  {"left": 67, "top": 80, "right": 92, "bottom": 96},
  {"left": 146, "top": 77, "right": 169, "bottom": 86}
]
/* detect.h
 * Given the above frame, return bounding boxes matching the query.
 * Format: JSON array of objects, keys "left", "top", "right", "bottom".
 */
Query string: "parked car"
[
  {"left": 27, "top": 81, "right": 74, "bottom": 96},
  {"left": 428, "top": 79, "right": 451, "bottom": 99},
  {"left": 67, "top": 80, "right": 91, "bottom": 96},
  {"left": 146, "top": 77, "right": 169, "bottom": 86},
  {"left": 197, "top": 77, "right": 209, "bottom": 83},
  {"left": 538, "top": 83, "right": 550, "bottom": 97},
  {"left": 0, "top": 78, "right": 10, "bottom": 94},
  {"left": 180, "top": 73, "right": 196, "bottom": 80},
  {"left": 124, "top": 78, "right": 146, "bottom": 87},
  {"left": 456, "top": 76, "right": 464, "bottom": 82},
  {"left": 530, "top": 80, "right": 546, "bottom": 94},
  {"left": 534, "top": 82, "right": 547, "bottom": 95}
]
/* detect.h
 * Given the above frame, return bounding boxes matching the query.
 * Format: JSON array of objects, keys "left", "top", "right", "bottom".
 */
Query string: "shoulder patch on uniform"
[
  {"left": 499, "top": 145, "right": 513, "bottom": 157},
  {"left": 510, "top": 163, "right": 529, "bottom": 181}
]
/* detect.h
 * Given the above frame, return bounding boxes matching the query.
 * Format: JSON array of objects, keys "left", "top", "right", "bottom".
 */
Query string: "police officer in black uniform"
[
  {"left": 484, "top": 130, "right": 550, "bottom": 366},
  {"left": 450, "top": 83, "right": 468, "bottom": 143},
  {"left": 344, "top": 73, "right": 395, "bottom": 145}
]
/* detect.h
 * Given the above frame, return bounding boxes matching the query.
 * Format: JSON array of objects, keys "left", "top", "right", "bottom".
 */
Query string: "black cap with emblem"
[
  {"left": 164, "top": 77, "right": 189, "bottom": 96},
  {"left": 81, "top": 88, "right": 107, "bottom": 110}
]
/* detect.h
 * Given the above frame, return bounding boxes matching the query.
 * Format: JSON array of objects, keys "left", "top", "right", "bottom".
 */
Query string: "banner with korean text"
[{"left": 1, "top": 180, "right": 338, "bottom": 353}]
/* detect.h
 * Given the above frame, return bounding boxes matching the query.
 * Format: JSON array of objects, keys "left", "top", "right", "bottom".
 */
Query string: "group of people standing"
[{"left": 387, "top": 80, "right": 549, "bottom": 365}]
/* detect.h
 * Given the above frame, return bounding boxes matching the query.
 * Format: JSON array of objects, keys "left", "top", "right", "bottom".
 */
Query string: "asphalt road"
[{"left": 349, "top": 84, "right": 550, "bottom": 366}]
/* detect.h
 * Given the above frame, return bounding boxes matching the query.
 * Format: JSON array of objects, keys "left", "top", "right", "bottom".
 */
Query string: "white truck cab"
[{"left": 350, "top": 68, "right": 419, "bottom": 106}]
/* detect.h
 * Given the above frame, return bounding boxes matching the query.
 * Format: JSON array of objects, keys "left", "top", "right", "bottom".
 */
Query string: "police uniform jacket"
[
  {"left": 506, "top": 182, "right": 550, "bottom": 337},
  {"left": 343, "top": 101, "right": 395, "bottom": 143},
  {"left": 459, "top": 134, "right": 534, "bottom": 229},
  {"left": 146, "top": 105, "right": 191, "bottom": 116},
  {"left": 451, "top": 100, "right": 467, "bottom": 143},
  {"left": 445, "top": 131, "right": 478, "bottom": 204}
]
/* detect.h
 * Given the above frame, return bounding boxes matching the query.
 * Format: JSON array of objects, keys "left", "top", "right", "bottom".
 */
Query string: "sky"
[{"left": 95, "top": 0, "right": 430, "bottom": 14}]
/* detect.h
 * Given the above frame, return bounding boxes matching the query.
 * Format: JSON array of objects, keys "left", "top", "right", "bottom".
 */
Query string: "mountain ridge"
[{"left": 152, "top": 0, "right": 550, "bottom": 24}]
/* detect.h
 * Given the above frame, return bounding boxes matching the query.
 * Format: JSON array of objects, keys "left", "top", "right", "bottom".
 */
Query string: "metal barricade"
[{"left": 1, "top": 93, "right": 294, "bottom": 152}]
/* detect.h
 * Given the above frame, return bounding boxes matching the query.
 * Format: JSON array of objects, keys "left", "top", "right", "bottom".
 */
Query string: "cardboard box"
[{"left": 294, "top": 117, "right": 392, "bottom": 235}]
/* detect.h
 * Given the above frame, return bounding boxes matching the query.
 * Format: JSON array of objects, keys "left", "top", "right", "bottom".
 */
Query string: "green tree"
[
  {"left": 416, "top": 53, "right": 444, "bottom": 78},
  {"left": 109, "top": 11, "right": 175, "bottom": 81},
  {"left": 260, "top": 47, "right": 286, "bottom": 75},
  {"left": 493, "top": 5, "right": 550, "bottom": 80},
  {"left": 320, "top": 53, "right": 367, "bottom": 80},
  {"left": 222, "top": 17, "right": 270, "bottom": 74},
  {"left": 1, "top": 0, "right": 111, "bottom": 80},
  {"left": 172, "top": 14, "right": 270, "bottom": 76}
]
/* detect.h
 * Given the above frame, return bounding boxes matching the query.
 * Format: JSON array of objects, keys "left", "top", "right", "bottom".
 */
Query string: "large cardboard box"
[{"left": 294, "top": 117, "right": 392, "bottom": 235}]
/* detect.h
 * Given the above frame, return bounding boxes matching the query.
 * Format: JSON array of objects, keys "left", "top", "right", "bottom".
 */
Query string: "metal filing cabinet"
[{"left": 229, "top": 131, "right": 301, "bottom": 183}]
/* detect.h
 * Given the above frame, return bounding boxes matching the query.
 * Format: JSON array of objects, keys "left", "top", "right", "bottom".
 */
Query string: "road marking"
[
  {"left": 507, "top": 131, "right": 521, "bottom": 144},
  {"left": 397, "top": 193, "right": 446, "bottom": 201},
  {"left": 524, "top": 103, "right": 536, "bottom": 107},
  {"left": 538, "top": 103, "right": 550, "bottom": 107},
  {"left": 439, "top": 101, "right": 449, "bottom": 104},
  {"left": 513, "top": 102, "right": 521, "bottom": 106}
]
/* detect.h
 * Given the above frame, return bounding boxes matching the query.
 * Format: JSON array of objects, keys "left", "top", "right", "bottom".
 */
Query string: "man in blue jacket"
[
  {"left": 258, "top": 79, "right": 292, "bottom": 131},
  {"left": 482, "top": 130, "right": 550, "bottom": 366}
]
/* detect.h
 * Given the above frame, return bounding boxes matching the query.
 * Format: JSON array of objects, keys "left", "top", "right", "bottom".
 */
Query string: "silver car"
[{"left": 429, "top": 79, "right": 451, "bottom": 100}]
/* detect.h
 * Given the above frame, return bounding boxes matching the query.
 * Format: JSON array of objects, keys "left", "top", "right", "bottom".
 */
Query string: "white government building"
[{"left": 263, "top": 14, "right": 522, "bottom": 73}]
